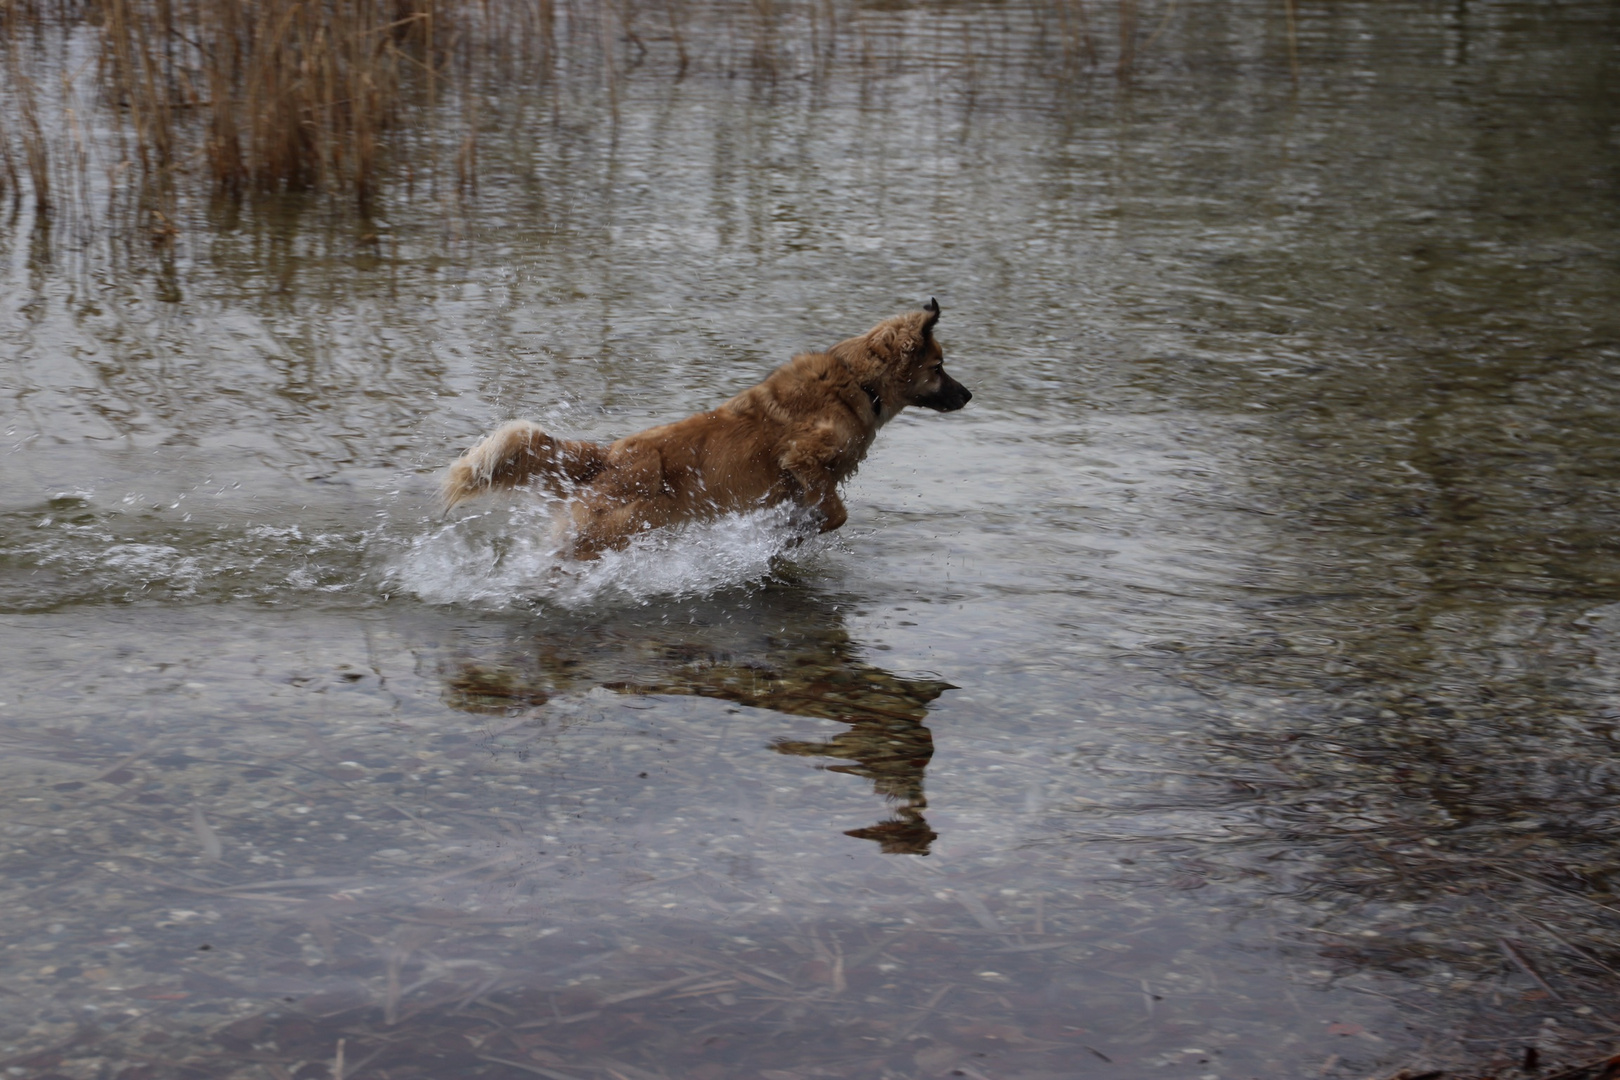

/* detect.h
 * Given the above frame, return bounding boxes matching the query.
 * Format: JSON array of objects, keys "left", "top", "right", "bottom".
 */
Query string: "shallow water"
[{"left": 3, "top": 2, "right": 1620, "bottom": 1077}]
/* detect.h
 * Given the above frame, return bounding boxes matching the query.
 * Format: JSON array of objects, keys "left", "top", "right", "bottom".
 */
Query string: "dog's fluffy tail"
[{"left": 443, "top": 420, "right": 609, "bottom": 508}]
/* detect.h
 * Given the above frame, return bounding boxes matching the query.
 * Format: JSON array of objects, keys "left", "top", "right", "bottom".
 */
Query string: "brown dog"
[{"left": 443, "top": 300, "right": 971, "bottom": 558}]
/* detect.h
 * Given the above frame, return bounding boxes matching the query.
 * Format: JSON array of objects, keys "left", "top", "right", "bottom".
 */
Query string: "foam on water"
[
  {"left": 385, "top": 499, "right": 824, "bottom": 610},
  {"left": 0, "top": 494, "right": 372, "bottom": 611},
  {"left": 97, "top": 543, "right": 206, "bottom": 598}
]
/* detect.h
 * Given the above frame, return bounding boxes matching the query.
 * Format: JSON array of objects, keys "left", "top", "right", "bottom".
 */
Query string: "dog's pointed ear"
[{"left": 921, "top": 298, "right": 941, "bottom": 336}]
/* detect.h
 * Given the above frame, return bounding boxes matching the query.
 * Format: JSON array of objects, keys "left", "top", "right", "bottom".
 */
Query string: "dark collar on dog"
[{"left": 862, "top": 384, "right": 883, "bottom": 419}]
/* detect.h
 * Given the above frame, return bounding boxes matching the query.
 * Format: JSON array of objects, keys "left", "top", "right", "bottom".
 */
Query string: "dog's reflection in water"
[
  {"left": 773, "top": 719, "right": 939, "bottom": 855},
  {"left": 659, "top": 654, "right": 948, "bottom": 856},
  {"left": 440, "top": 588, "right": 952, "bottom": 854}
]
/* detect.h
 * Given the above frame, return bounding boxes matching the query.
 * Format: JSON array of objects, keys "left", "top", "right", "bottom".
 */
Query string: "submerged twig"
[{"left": 1498, "top": 937, "right": 1564, "bottom": 1001}]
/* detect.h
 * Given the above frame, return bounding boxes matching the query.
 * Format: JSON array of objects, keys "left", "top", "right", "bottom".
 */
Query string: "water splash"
[
  {"left": 1, "top": 489, "right": 823, "bottom": 612},
  {"left": 385, "top": 500, "right": 824, "bottom": 610}
]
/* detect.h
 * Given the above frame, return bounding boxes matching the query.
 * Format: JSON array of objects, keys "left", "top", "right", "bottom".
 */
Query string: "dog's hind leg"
[
  {"left": 561, "top": 443, "right": 678, "bottom": 559},
  {"left": 566, "top": 495, "right": 682, "bottom": 560},
  {"left": 443, "top": 420, "right": 608, "bottom": 508}
]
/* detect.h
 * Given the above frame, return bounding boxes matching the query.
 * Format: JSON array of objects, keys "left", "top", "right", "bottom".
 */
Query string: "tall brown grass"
[
  {"left": 11, "top": 71, "right": 52, "bottom": 214},
  {"left": 1, "top": 7, "right": 55, "bottom": 216},
  {"left": 97, "top": 0, "right": 464, "bottom": 212},
  {"left": 1, "top": 0, "right": 1251, "bottom": 242}
]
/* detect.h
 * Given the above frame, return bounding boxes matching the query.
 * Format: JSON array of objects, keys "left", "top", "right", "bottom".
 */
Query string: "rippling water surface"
[{"left": 3, "top": 2, "right": 1619, "bottom": 1077}]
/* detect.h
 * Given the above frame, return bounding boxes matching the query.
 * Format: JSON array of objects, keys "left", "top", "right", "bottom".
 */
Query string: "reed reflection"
[{"left": 439, "top": 585, "right": 954, "bottom": 854}]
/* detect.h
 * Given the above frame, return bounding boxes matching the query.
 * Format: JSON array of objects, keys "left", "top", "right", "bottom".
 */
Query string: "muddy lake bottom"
[{"left": 4, "top": 0, "right": 1620, "bottom": 1076}]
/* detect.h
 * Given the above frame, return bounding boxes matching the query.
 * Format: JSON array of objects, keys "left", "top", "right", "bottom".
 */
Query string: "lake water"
[{"left": 3, "top": 2, "right": 1619, "bottom": 1077}]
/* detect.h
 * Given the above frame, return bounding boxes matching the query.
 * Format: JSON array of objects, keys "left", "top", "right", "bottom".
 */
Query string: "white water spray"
[{"left": 385, "top": 499, "right": 824, "bottom": 610}]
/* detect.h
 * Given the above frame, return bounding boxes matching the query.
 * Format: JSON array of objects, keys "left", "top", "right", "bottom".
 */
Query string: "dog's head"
[
  {"left": 900, "top": 299, "right": 972, "bottom": 412},
  {"left": 839, "top": 298, "right": 972, "bottom": 416}
]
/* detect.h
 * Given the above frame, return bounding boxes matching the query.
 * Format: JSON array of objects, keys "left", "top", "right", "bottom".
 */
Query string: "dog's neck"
[
  {"left": 832, "top": 348, "right": 886, "bottom": 425},
  {"left": 862, "top": 383, "right": 884, "bottom": 422}
]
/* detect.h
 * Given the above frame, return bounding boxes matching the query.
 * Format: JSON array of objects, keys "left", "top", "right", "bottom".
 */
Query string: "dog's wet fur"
[{"left": 443, "top": 300, "right": 971, "bottom": 558}]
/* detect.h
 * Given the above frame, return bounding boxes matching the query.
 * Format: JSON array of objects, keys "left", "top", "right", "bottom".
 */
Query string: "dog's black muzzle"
[{"left": 916, "top": 375, "right": 972, "bottom": 412}]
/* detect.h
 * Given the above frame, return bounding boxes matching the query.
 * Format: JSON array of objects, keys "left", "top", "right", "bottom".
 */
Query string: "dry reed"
[
  {"left": 97, "top": 0, "right": 462, "bottom": 211},
  {"left": 0, "top": 0, "right": 1245, "bottom": 243},
  {"left": 11, "top": 69, "right": 51, "bottom": 214},
  {"left": 1115, "top": 0, "right": 1136, "bottom": 77}
]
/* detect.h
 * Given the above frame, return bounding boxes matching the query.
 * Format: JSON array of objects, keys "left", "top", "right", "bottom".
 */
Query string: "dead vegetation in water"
[
  {"left": 1, "top": 579, "right": 1618, "bottom": 1079},
  {"left": 4, "top": 0, "right": 492, "bottom": 240},
  {"left": 1058, "top": 626, "right": 1620, "bottom": 1078},
  {"left": 0, "top": 0, "right": 1294, "bottom": 245},
  {"left": 2, "top": 680, "right": 1618, "bottom": 1080}
]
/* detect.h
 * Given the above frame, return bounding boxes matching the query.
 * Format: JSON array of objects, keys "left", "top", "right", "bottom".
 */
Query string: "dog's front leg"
[
  {"left": 812, "top": 486, "right": 847, "bottom": 533},
  {"left": 783, "top": 470, "right": 846, "bottom": 533},
  {"left": 781, "top": 434, "right": 849, "bottom": 534}
]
